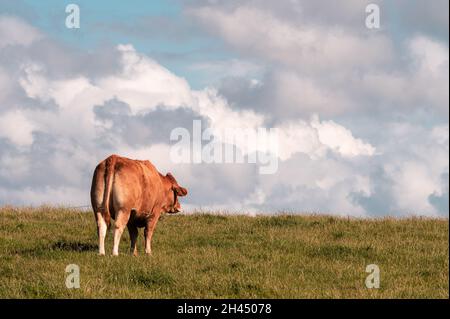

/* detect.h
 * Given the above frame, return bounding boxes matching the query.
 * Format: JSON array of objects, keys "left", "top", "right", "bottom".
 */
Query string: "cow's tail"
[{"left": 102, "top": 155, "right": 116, "bottom": 228}]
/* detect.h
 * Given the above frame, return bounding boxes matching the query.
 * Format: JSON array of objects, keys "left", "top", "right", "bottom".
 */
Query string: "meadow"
[{"left": 0, "top": 206, "right": 448, "bottom": 298}]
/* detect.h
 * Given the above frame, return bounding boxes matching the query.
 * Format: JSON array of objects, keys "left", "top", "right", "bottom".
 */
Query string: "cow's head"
[{"left": 162, "top": 172, "right": 188, "bottom": 214}]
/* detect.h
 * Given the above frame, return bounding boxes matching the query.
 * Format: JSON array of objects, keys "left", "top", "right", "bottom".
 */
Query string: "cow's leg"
[
  {"left": 127, "top": 224, "right": 138, "bottom": 256},
  {"left": 144, "top": 216, "right": 159, "bottom": 255},
  {"left": 95, "top": 212, "right": 107, "bottom": 255},
  {"left": 112, "top": 209, "right": 130, "bottom": 256}
]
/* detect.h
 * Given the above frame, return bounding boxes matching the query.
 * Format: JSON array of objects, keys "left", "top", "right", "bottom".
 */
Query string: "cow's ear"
[
  {"left": 166, "top": 172, "right": 176, "bottom": 183},
  {"left": 166, "top": 173, "right": 188, "bottom": 196},
  {"left": 174, "top": 185, "right": 188, "bottom": 197}
]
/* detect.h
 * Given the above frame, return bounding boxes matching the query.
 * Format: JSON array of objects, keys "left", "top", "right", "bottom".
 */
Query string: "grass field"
[{"left": 0, "top": 206, "right": 448, "bottom": 298}]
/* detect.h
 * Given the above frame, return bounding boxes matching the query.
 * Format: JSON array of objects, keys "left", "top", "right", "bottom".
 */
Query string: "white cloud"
[
  {"left": 257, "top": 154, "right": 372, "bottom": 216},
  {"left": 6, "top": 41, "right": 377, "bottom": 214},
  {"left": 189, "top": 59, "right": 263, "bottom": 79},
  {"left": 189, "top": 6, "right": 394, "bottom": 73},
  {"left": 272, "top": 71, "right": 353, "bottom": 116},
  {"left": 18, "top": 44, "right": 373, "bottom": 163},
  {"left": 387, "top": 161, "right": 439, "bottom": 215},
  {"left": 0, "top": 66, "right": 13, "bottom": 103},
  {"left": 0, "top": 15, "right": 42, "bottom": 49},
  {"left": 191, "top": 87, "right": 265, "bottom": 131},
  {"left": 410, "top": 36, "right": 449, "bottom": 74},
  {"left": 0, "top": 154, "right": 30, "bottom": 180},
  {"left": 276, "top": 115, "right": 376, "bottom": 161},
  {"left": 431, "top": 124, "right": 449, "bottom": 145},
  {"left": 409, "top": 36, "right": 449, "bottom": 113},
  {"left": 0, "top": 186, "right": 88, "bottom": 206},
  {"left": 191, "top": 4, "right": 448, "bottom": 119},
  {"left": 98, "top": 44, "right": 194, "bottom": 112},
  {"left": 310, "top": 116, "right": 376, "bottom": 157},
  {"left": 0, "top": 110, "right": 35, "bottom": 146},
  {"left": 0, "top": 13, "right": 447, "bottom": 217},
  {"left": 370, "top": 123, "right": 449, "bottom": 216},
  {"left": 358, "top": 36, "right": 449, "bottom": 114}
]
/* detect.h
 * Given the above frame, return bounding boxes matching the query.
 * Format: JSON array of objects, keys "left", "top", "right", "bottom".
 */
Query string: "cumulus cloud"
[
  {"left": 189, "top": 5, "right": 395, "bottom": 74},
  {"left": 15, "top": 41, "right": 374, "bottom": 162},
  {"left": 0, "top": 15, "right": 41, "bottom": 48},
  {"left": 352, "top": 123, "right": 449, "bottom": 216},
  {"left": 275, "top": 116, "right": 376, "bottom": 161},
  {"left": 189, "top": 1, "right": 448, "bottom": 122},
  {"left": 310, "top": 116, "right": 376, "bottom": 157},
  {"left": 186, "top": 1, "right": 449, "bottom": 216},
  {"left": 0, "top": 16, "right": 376, "bottom": 212},
  {"left": 0, "top": 110, "right": 35, "bottom": 146},
  {"left": 0, "top": 7, "right": 448, "bottom": 217}
]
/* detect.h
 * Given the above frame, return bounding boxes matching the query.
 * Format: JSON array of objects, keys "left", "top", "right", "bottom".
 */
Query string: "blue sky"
[{"left": 1, "top": 0, "right": 233, "bottom": 88}]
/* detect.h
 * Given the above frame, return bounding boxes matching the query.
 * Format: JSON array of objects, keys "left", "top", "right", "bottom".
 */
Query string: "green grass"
[{"left": 0, "top": 206, "right": 448, "bottom": 298}]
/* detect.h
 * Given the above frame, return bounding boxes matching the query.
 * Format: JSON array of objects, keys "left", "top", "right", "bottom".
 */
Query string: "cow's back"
[{"left": 110, "top": 157, "right": 164, "bottom": 221}]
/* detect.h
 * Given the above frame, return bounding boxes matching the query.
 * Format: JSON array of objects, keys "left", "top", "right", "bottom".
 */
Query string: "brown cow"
[{"left": 90, "top": 155, "right": 187, "bottom": 256}]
